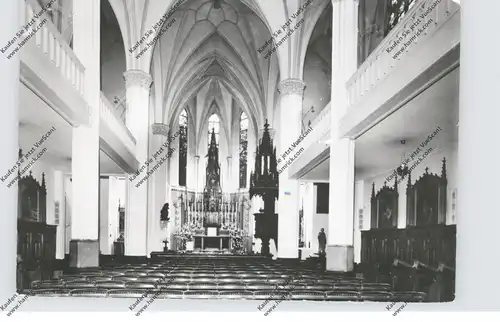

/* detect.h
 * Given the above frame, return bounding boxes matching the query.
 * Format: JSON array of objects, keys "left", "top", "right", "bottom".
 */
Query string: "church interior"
[{"left": 12, "top": 0, "right": 460, "bottom": 303}]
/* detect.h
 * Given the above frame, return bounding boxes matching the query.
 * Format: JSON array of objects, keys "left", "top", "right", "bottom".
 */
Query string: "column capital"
[
  {"left": 124, "top": 69, "right": 153, "bottom": 90},
  {"left": 278, "top": 78, "right": 306, "bottom": 96},
  {"left": 151, "top": 123, "right": 169, "bottom": 136}
]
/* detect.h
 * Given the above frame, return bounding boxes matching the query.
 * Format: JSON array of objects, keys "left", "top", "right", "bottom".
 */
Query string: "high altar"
[{"left": 172, "top": 130, "right": 251, "bottom": 253}]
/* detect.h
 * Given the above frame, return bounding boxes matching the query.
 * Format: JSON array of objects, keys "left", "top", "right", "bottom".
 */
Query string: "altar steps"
[{"left": 28, "top": 257, "right": 426, "bottom": 301}]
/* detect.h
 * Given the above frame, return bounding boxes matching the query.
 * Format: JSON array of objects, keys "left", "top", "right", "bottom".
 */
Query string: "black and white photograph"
[{"left": 0, "top": 0, "right": 467, "bottom": 316}]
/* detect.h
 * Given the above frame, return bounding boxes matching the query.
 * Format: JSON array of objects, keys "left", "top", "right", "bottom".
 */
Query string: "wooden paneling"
[
  {"left": 16, "top": 169, "right": 56, "bottom": 291},
  {"left": 371, "top": 179, "right": 398, "bottom": 229},
  {"left": 17, "top": 220, "right": 57, "bottom": 290},
  {"left": 361, "top": 224, "right": 456, "bottom": 268}
]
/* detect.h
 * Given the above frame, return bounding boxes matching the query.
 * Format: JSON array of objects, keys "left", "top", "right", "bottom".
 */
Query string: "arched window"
[
  {"left": 239, "top": 112, "right": 248, "bottom": 188},
  {"left": 179, "top": 109, "right": 188, "bottom": 186},
  {"left": 208, "top": 113, "right": 220, "bottom": 146}
]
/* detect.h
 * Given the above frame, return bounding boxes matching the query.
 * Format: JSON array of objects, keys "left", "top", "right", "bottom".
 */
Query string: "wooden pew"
[
  {"left": 436, "top": 262, "right": 455, "bottom": 302},
  {"left": 391, "top": 258, "right": 418, "bottom": 292},
  {"left": 412, "top": 260, "right": 455, "bottom": 302},
  {"left": 413, "top": 260, "right": 439, "bottom": 301}
]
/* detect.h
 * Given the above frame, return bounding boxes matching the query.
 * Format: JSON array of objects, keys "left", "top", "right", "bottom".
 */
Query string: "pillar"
[
  {"left": 277, "top": 79, "right": 305, "bottom": 259},
  {"left": 54, "top": 171, "right": 66, "bottom": 259},
  {"left": 64, "top": 175, "right": 73, "bottom": 256},
  {"left": 123, "top": 69, "right": 153, "bottom": 256},
  {"left": 303, "top": 182, "right": 315, "bottom": 251},
  {"left": 99, "top": 178, "right": 111, "bottom": 255},
  {"left": 107, "top": 177, "right": 122, "bottom": 255},
  {"left": 149, "top": 123, "right": 170, "bottom": 253},
  {"left": 326, "top": 0, "right": 358, "bottom": 272},
  {"left": 70, "top": 0, "right": 100, "bottom": 268},
  {"left": 0, "top": 0, "right": 20, "bottom": 296}
]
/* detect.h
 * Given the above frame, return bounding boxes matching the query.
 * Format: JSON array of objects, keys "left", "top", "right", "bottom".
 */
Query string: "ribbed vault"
[
  {"left": 104, "top": 0, "right": 331, "bottom": 145},
  {"left": 149, "top": 0, "right": 281, "bottom": 145}
]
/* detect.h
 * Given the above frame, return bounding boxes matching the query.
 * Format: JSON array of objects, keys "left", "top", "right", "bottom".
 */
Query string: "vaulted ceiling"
[
  {"left": 104, "top": 0, "right": 331, "bottom": 147},
  {"left": 150, "top": 0, "right": 278, "bottom": 140}
]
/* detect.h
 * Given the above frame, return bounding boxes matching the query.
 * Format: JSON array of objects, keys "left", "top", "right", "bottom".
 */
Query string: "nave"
[
  {"left": 10, "top": 0, "right": 460, "bottom": 305},
  {"left": 29, "top": 256, "right": 427, "bottom": 302}
]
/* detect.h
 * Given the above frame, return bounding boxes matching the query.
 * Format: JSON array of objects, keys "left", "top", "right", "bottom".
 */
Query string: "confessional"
[
  {"left": 361, "top": 158, "right": 456, "bottom": 301},
  {"left": 17, "top": 168, "right": 57, "bottom": 291}
]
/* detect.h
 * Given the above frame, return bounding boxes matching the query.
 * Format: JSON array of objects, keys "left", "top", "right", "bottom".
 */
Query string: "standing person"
[{"left": 318, "top": 228, "right": 327, "bottom": 256}]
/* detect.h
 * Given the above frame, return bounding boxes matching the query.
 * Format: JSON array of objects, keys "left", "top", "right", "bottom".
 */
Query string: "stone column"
[
  {"left": 107, "top": 176, "right": 122, "bottom": 254},
  {"left": 303, "top": 182, "right": 315, "bottom": 252},
  {"left": 64, "top": 175, "right": 73, "bottom": 256},
  {"left": 149, "top": 123, "right": 170, "bottom": 253},
  {"left": 123, "top": 69, "right": 153, "bottom": 257},
  {"left": 54, "top": 171, "right": 66, "bottom": 259},
  {"left": 70, "top": 0, "right": 100, "bottom": 268},
  {"left": 326, "top": 0, "right": 358, "bottom": 272},
  {"left": 99, "top": 178, "right": 111, "bottom": 255},
  {"left": 277, "top": 79, "right": 305, "bottom": 259}
]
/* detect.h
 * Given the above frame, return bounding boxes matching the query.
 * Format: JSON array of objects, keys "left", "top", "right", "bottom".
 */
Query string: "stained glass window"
[
  {"left": 208, "top": 113, "right": 220, "bottom": 146},
  {"left": 179, "top": 109, "right": 188, "bottom": 186},
  {"left": 239, "top": 112, "right": 248, "bottom": 188}
]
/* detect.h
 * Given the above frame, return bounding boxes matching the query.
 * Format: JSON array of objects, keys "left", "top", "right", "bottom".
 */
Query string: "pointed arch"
[
  {"left": 207, "top": 113, "right": 220, "bottom": 147},
  {"left": 196, "top": 99, "right": 230, "bottom": 153}
]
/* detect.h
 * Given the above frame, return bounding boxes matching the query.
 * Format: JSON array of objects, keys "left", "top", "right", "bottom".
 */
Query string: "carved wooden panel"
[
  {"left": 18, "top": 171, "right": 47, "bottom": 223},
  {"left": 361, "top": 224, "right": 456, "bottom": 268},
  {"left": 371, "top": 177, "right": 399, "bottom": 229},
  {"left": 406, "top": 158, "right": 447, "bottom": 227}
]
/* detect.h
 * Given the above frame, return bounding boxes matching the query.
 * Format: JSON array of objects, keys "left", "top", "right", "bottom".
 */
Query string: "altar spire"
[
  {"left": 204, "top": 128, "right": 222, "bottom": 221},
  {"left": 205, "top": 128, "right": 221, "bottom": 191}
]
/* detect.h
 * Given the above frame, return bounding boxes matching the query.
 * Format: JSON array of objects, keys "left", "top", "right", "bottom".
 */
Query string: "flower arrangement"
[
  {"left": 175, "top": 222, "right": 195, "bottom": 242},
  {"left": 225, "top": 224, "right": 244, "bottom": 254}
]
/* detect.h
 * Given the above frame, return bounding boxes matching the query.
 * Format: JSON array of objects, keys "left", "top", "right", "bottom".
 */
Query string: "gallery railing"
[
  {"left": 99, "top": 93, "right": 136, "bottom": 153},
  {"left": 349, "top": 0, "right": 459, "bottom": 108},
  {"left": 25, "top": 0, "right": 85, "bottom": 98}
]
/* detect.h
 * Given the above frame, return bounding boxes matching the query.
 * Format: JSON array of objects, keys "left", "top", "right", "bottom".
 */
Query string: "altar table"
[{"left": 194, "top": 235, "right": 232, "bottom": 251}]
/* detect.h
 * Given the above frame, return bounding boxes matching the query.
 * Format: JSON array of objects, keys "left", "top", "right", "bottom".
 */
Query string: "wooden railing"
[
  {"left": 99, "top": 92, "right": 136, "bottom": 152},
  {"left": 25, "top": 0, "right": 85, "bottom": 97},
  {"left": 347, "top": 0, "right": 459, "bottom": 107}
]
